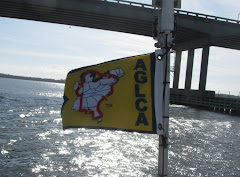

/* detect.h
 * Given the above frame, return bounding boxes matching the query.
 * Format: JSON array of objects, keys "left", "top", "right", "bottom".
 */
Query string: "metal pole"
[
  {"left": 155, "top": 0, "right": 174, "bottom": 176},
  {"left": 157, "top": 48, "right": 170, "bottom": 176},
  {"left": 238, "top": 13, "right": 240, "bottom": 21},
  {"left": 153, "top": 0, "right": 179, "bottom": 176}
]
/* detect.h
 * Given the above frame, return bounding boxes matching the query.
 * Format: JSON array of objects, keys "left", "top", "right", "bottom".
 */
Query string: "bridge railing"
[
  {"left": 170, "top": 92, "right": 240, "bottom": 114},
  {"left": 99, "top": 0, "right": 154, "bottom": 9},
  {"left": 100, "top": 0, "right": 240, "bottom": 25},
  {"left": 174, "top": 9, "right": 240, "bottom": 25}
]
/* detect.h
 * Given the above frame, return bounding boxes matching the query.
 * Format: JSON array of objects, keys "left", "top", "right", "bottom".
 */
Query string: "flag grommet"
[
  {"left": 158, "top": 123, "right": 162, "bottom": 130},
  {"left": 157, "top": 55, "right": 163, "bottom": 60}
]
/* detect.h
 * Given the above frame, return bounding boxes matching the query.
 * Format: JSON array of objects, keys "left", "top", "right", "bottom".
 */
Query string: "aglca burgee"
[{"left": 61, "top": 52, "right": 164, "bottom": 134}]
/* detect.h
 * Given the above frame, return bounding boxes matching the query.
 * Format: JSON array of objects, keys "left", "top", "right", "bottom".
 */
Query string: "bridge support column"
[
  {"left": 173, "top": 50, "right": 182, "bottom": 89},
  {"left": 199, "top": 46, "right": 210, "bottom": 91},
  {"left": 185, "top": 49, "right": 195, "bottom": 89}
]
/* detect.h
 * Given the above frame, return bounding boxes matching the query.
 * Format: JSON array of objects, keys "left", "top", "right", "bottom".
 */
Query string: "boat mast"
[{"left": 152, "top": 0, "right": 181, "bottom": 176}]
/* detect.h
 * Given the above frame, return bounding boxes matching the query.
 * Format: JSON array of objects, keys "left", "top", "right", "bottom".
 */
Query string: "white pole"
[
  {"left": 157, "top": 49, "right": 170, "bottom": 176},
  {"left": 154, "top": 0, "right": 175, "bottom": 176}
]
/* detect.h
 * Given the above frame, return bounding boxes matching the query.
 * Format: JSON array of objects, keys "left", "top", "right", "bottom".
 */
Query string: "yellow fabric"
[{"left": 61, "top": 53, "right": 155, "bottom": 133}]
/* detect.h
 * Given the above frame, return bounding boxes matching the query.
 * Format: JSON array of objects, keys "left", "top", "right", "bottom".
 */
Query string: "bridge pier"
[
  {"left": 173, "top": 50, "right": 182, "bottom": 89},
  {"left": 173, "top": 46, "right": 210, "bottom": 92},
  {"left": 199, "top": 46, "right": 210, "bottom": 91},
  {"left": 185, "top": 49, "right": 195, "bottom": 90}
]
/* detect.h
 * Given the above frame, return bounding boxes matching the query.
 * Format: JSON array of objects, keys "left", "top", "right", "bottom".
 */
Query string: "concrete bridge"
[{"left": 1, "top": 0, "right": 240, "bottom": 92}]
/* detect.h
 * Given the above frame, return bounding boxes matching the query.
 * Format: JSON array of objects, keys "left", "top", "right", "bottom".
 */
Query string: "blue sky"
[{"left": 0, "top": 0, "right": 240, "bottom": 95}]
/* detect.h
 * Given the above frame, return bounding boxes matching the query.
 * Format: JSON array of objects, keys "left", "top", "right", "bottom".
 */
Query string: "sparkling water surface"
[{"left": 0, "top": 78, "right": 239, "bottom": 176}]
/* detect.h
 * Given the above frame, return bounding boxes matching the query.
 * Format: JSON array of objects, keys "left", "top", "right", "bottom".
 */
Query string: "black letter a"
[
  {"left": 134, "top": 59, "right": 146, "bottom": 71},
  {"left": 135, "top": 113, "right": 149, "bottom": 126}
]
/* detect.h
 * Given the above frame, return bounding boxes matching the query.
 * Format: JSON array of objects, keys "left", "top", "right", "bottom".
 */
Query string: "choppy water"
[{"left": 0, "top": 77, "right": 240, "bottom": 177}]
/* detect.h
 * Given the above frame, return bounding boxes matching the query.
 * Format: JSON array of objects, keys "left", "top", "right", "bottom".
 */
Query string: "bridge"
[
  {"left": 1, "top": 0, "right": 240, "bottom": 91},
  {"left": 1, "top": 0, "right": 240, "bottom": 113}
]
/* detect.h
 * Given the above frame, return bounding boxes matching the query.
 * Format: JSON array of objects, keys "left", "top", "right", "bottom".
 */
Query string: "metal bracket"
[{"left": 152, "top": 0, "right": 181, "bottom": 8}]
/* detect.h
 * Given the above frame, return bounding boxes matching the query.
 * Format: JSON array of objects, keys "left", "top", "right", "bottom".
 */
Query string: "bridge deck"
[{"left": 0, "top": 0, "right": 240, "bottom": 50}]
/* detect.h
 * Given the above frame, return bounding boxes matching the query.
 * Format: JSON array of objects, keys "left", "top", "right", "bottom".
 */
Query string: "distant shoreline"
[{"left": 0, "top": 73, "right": 65, "bottom": 84}]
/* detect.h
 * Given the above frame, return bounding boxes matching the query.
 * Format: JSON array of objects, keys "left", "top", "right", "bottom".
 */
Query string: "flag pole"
[{"left": 152, "top": 0, "right": 178, "bottom": 176}]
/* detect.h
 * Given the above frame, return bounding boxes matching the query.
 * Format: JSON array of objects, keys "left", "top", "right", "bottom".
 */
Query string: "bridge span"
[{"left": 1, "top": 0, "right": 240, "bottom": 92}]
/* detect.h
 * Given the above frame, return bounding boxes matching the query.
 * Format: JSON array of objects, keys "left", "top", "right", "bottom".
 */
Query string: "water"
[{"left": 0, "top": 77, "right": 239, "bottom": 176}]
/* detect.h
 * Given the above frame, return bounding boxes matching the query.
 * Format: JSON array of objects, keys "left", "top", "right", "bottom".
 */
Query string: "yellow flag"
[{"left": 61, "top": 53, "right": 162, "bottom": 134}]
